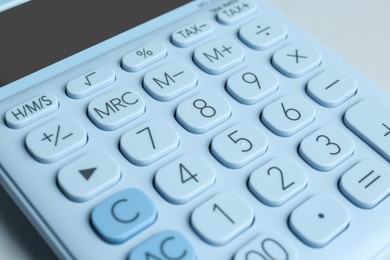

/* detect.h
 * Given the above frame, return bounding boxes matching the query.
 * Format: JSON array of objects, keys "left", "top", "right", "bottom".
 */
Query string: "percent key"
[{"left": 122, "top": 42, "right": 167, "bottom": 72}]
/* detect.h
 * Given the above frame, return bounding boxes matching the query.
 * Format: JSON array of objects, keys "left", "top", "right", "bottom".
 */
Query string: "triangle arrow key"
[{"left": 79, "top": 167, "right": 97, "bottom": 181}]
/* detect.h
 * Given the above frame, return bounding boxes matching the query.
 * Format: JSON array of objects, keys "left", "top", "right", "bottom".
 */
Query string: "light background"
[{"left": 0, "top": 0, "right": 389, "bottom": 259}]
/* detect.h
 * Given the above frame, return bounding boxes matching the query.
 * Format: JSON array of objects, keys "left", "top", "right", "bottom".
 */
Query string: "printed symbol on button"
[
  {"left": 382, "top": 123, "right": 390, "bottom": 137},
  {"left": 318, "top": 213, "right": 325, "bottom": 219},
  {"left": 286, "top": 49, "right": 308, "bottom": 64},
  {"left": 136, "top": 48, "right": 153, "bottom": 59},
  {"left": 203, "top": 45, "right": 233, "bottom": 63},
  {"left": 153, "top": 71, "right": 184, "bottom": 89},
  {"left": 256, "top": 25, "right": 271, "bottom": 36},
  {"left": 41, "top": 125, "right": 73, "bottom": 146},
  {"left": 358, "top": 170, "right": 381, "bottom": 189},
  {"left": 177, "top": 24, "right": 208, "bottom": 39},
  {"left": 325, "top": 79, "right": 340, "bottom": 90},
  {"left": 111, "top": 199, "right": 140, "bottom": 223},
  {"left": 242, "top": 72, "right": 261, "bottom": 89},
  {"left": 84, "top": 72, "right": 96, "bottom": 86},
  {"left": 79, "top": 167, "right": 97, "bottom": 181}
]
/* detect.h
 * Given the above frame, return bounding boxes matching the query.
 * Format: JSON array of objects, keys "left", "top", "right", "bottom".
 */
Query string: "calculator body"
[{"left": 1, "top": 0, "right": 390, "bottom": 259}]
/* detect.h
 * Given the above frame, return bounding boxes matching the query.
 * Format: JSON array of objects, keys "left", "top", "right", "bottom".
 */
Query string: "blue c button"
[{"left": 91, "top": 188, "right": 157, "bottom": 244}]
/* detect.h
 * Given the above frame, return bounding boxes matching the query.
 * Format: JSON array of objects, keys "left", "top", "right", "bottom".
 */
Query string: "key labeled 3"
[{"left": 299, "top": 126, "right": 355, "bottom": 171}]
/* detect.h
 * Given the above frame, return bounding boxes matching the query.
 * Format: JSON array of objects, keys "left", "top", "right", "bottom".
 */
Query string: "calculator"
[{"left": 1, "top": 0, "right": 390, "bottom": 259}]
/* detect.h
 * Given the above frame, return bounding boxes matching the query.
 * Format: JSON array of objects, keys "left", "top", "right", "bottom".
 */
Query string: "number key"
[
  {"left": 176, "top": 91, "right": 231, "bottom": 134},
  {"left": 191, "top": 192, "right": 254, "bottom": 246},
  {"left": 261, "top": 95, "right": 315, "bottom": 137},
  {"left": 120, "top": 120, "right": 179, "bottom": 166},
  {"left": 154, "top": 154, "right": 216, "bottom": 204},
  {"left": 299, "top": 126, "right": 355, "bottom": 171},
  {"left": 211, "top": 123, "right": 268, "bottom": 168},
  {"left": 248, "top": 157, "right": 307, "bottom": 206}
]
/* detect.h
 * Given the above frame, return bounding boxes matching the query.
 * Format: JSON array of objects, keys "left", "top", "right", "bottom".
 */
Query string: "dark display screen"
[{"left": 0, "top": 0, "right": 190, "bottom": 87}]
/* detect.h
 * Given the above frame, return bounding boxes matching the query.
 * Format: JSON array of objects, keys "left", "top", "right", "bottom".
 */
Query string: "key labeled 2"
[{"left": 248, "top": 157, "right": 307, "bottom": 206}]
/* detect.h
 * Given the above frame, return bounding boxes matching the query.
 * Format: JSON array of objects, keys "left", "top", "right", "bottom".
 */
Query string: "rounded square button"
[
  {"left": 299, "top": 126, "right": 355, "bottom": 171},
  {"left": 339, "top": 159, "right": 390, "bottom": 209},
  {"left": 66, "top": 67, "right": 115, "bottom": 99},
  {"left": 261, "top": 95, "right": 315, "bottom": 137},
  {"left": 307, "top": 69, "right": 357, "bottom": 108},
  {"left": 155, "top": 154, "right": 216, "bottom": 204},
  {"left": 57, "top": 151, "right": 121, "bottom": 202},
  {"left": 176, "top": 91, "right": 231, "bottom": 134},
  {"left": 25, "top": 117, "right": 87, "bottom": 163},
  {"left": 211, "top": 123, "right": 268, "bottom": 169},
  {"left": 289, "top": 194, "right": 350, "bottom": 248},
  {"left": 239, "top": 16, "right": 287, "bottom": 50},
  {"left": 191, "top": 192, "right": 254, "bottom": 246},
  {"left": 248, "top": 157, "right": 307, "bottom": 206},
  {"left": 226, "top": 65, "right": 279, "bottom": 105},
  {"left": 88, "top": 88, "right": 145, "bottom": 131},
  {"left": 193, "top": 38, "right": 245, "bottom": 75},
  {"left": 91, "top": 189, "right": 157, "bottom": 244},
  {"left": 120, "top": 120, "right": 179, "bottom": 166},
  {"left": 143, "top": 62, "right": 197, "bottom": 101},
  {"left": 272, "top": 43, "right": 321, "bottom": 78}
]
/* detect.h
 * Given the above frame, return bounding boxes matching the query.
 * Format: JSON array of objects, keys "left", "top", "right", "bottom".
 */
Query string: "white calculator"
[{"left": 1, "top": 0, "right": 390, "bottom": 259}]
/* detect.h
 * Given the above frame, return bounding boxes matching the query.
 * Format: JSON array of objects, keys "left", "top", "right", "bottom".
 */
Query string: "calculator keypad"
[{"left": 4, "top": 1, "right": 390, "bottom": 259}]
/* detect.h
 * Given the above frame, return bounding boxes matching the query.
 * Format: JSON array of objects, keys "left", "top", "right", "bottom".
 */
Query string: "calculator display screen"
[{"left": 0, "top": 0, "right": 190, "bottom": 87}]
